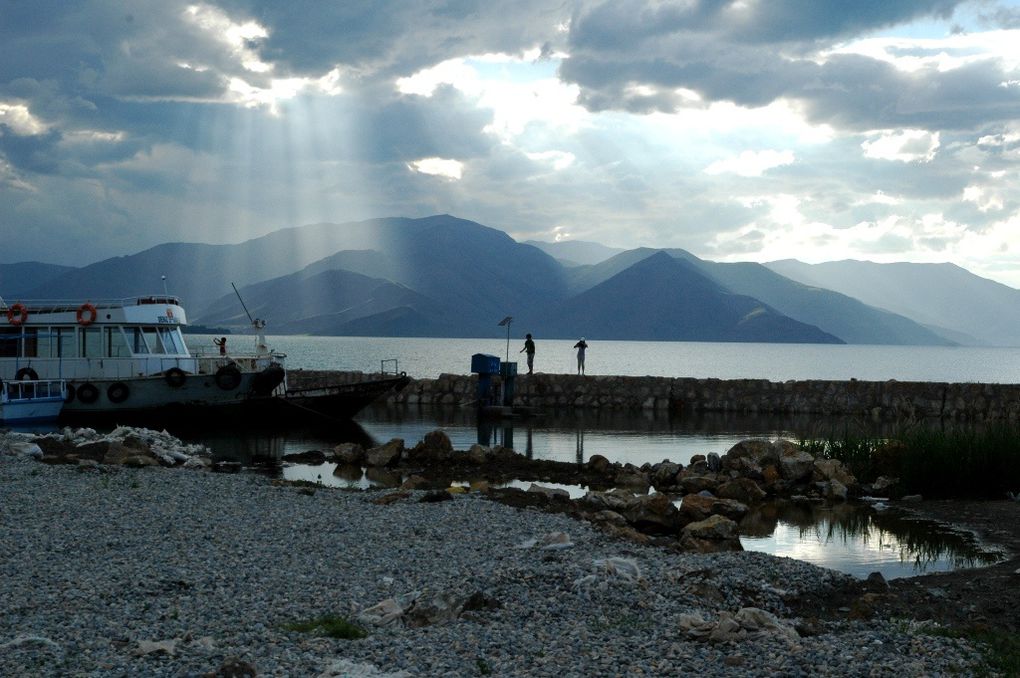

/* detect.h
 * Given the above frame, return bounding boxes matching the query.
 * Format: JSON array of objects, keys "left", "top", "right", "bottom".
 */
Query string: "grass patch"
[
  {"left": 282, "top": 615, "right": 367, "bottom": 640},
  {"left": 801, "top": 422, "right": 1020, "bottom": 499},
  {"left": 927, "top": 626, "right": 1020, "bottom": 676}
]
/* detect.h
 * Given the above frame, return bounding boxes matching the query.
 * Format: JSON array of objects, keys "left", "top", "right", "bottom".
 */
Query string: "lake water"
[
  {"left": 190, "top": 333, "right": 1020, "bottom": 382},
  {"left": 180, "top": 333, "right": 1009, "bottom": 579}
]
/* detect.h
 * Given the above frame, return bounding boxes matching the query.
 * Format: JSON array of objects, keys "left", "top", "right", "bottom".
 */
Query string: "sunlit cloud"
[
  {"left": 861, "top": 129, "right": 939, "bottom": 162},
  {"left": 962, "top": 184, "right": 1005, "bottom": 212},
  {"left": 826, "top": 30, "right": 1020, "bottom": 73},
  {"left": 704, "top": 149, "right": 795, "bottom": 177},
  {"left": 526, "top": 150, "right": 575, "bottom": 171},
  {"left": 184, "top": 4, "right": 270, "bottom": 73},
  {"left": 0, "top": 103, "right": 48, "bottom": 136},
  {"left": 408, "top": 157, "right": 463, "bottom": 180},
  {"left": 396, "top": 54, "right": 588, "bottom": 142}
]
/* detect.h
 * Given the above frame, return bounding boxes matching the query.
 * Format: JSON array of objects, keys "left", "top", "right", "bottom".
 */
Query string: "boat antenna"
[
  {"left": 161, "top": 275, "right": 168, "bottom": 296},
  {"left": 232, "top": 282, "right": 256, "bottom": 325}
]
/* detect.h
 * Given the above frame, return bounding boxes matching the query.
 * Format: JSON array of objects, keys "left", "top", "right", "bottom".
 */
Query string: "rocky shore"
[{"left": 0, "top": 427, "right": 1001, "bottom": 676}]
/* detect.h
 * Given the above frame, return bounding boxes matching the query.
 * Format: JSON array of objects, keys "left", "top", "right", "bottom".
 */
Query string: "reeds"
[{"left": 801, "top": 422, "right": 1020, "bottom": 499}]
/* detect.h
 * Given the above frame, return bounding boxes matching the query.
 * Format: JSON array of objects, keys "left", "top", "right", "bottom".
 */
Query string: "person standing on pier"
[
  {"left": 573, "top": 337, "right": 588, "bottom": 375},
  {"left": 520, "top": 333, "right": 536, "bottom": 374}
]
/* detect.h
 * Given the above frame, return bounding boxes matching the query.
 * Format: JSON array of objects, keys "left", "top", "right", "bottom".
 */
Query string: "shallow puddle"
[
  {"left": 280, "top": 461, "right": 1003, "bottom": 580},
  {"left": 739, "top": 500, "right": 1003, "bottom": 579}
]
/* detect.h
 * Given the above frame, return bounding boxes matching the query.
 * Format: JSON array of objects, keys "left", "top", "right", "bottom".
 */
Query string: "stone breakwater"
[{"left": 290, "top": 370, "right": 1020, "bottom": 421}]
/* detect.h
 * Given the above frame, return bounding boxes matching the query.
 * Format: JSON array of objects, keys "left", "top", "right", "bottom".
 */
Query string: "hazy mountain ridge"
[
  {"left": 0, "top": 262, "right": 76, "bottom": 298},
  {"left": 766, "top": 259, "right": 1020, "bottom": 346},
  {"left": 4, "top": 214, "right": 1011, "bottom": 345},
  {"left": 536, "top": 252, "right": 842, "bottom": 343}
]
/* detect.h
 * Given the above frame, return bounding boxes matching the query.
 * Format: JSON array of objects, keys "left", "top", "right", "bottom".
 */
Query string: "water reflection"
[{"left": 740, "top": 501, "right": 1002, "bottom": 579}]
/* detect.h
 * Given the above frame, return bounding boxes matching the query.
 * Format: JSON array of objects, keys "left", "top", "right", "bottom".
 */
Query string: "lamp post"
[{"left": 498, "top": 316, "right": 513, "bottom": 363}]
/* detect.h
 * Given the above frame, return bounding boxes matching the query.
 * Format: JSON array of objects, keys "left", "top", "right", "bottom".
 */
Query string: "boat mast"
[{"left": 232, "top": 283, "right": 269, "bottom": 355}]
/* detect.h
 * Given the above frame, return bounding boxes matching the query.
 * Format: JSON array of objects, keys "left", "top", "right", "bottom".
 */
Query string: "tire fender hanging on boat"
[
  {"left": 107, "top": 382, "right": 130, "bottom": 404},
  {"left": 76, "top": 382, "right": 99, "bottom": 404},
  {"left": 64, "top": 383, "right": 76, "bottom": 403},
  {"left": 164, "top": 367, "right": 187, "bottom": 388},
  {"left": 215, "top": 363, "right": 242, "bottom": 391},
  {"left": 6, "top": 303, "right": 28, "bottom": 326},
  {"left": 15, "top": 367, "right": 39, "bottom": 381},
  {"left": 76, "top": 302, "right": 98, "bottom": 326}
]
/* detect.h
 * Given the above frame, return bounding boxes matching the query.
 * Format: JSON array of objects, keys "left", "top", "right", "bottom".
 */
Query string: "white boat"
[
  {"left": 0, "top": 378, "right": 66, "bottom": 424},
  {"left": 0, "top": 296, "right": 287, "bottom": 421}
]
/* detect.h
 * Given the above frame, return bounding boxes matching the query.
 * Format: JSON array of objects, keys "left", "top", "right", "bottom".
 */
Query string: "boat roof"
[{"left": 2, "top": 296, "right": 182, "bottom": 312}]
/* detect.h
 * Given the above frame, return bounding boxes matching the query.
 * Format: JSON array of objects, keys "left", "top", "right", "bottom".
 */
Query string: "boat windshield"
[{"left": 159, "top": 327, "right": 183, "bottom": 354}]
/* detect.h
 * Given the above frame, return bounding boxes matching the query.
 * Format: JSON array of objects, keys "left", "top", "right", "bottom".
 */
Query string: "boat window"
[
  {"left": 79, "top": 327, "right": 102, "bottom": 358},
  {"left": 21, "top": 328, "right": 38, "bottom": 357},
  {"left": 129, "top": 328, "right": 149, "bottom": 354},
  {"left": 107, "top": 327, "right": 132, "bottom": 358},
  {"left": 158, "top": 327, "right": 183, "bottom": 354},
  {"left": 0, "top": 327, "right": 18, "bottom": 358},
  {"left": 55, "top": 327, "right": 75, "bottom": 358},
  {"left": 37, "top": 328, "right": 56, "bottom": 358},
  {"left": 142, "top": 327, "right": 166, "bottom": 354}
]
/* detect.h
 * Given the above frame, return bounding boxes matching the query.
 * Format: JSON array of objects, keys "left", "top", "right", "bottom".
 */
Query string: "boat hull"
[
  {"left": 0, "top": 397, "right": 64, "bottom": 424},
  {"left": 57, "top": 375, "right": 410, "bottom": 426}
]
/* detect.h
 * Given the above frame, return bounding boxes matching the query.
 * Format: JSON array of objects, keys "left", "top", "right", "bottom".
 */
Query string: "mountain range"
[{"left": 2, "top": 214, "right": 1017, "bottom": 346}]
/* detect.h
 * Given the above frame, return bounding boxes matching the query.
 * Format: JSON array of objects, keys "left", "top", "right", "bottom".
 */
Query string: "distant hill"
[
  {"left": 567, "top": 248, "right": 952, "bottom": 345},
  {"left": 537, "top": 251, "right": 842, "bottom": 343},
  {"left": 200, "top": 267, "right": 452, "bottom": 336},
  {"left": 0, "top": 262, "right": 77, "bottom": 298},
  {"left": 766, "top": 259, "right": 1020, "bottom": 346},
  {"left": 524, "top": 239, "right": 627, "bottom": 266}
]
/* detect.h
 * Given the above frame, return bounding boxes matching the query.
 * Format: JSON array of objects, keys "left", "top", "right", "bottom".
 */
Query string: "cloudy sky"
[{"left": 3, "top": 0, "right": 1020, "bottom": 286}]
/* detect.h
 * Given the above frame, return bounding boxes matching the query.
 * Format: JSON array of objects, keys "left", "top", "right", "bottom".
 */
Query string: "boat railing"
[
  {"left": 1, "top": 296, "right": 181, "bottom": 312},
  {"left": 4, "top": 379, "right": 66, "bottom": 402}
]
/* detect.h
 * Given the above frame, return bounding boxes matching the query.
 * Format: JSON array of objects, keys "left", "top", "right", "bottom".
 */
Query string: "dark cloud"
[
  {"left": 216, "top": 0, "right": 571, "bottom": 78},
  {"left": 569, "top": 0, "right": 962, "bottom": 50},
  {"left": 562, "top": 0, "right": 1020, "bottom": 133}
]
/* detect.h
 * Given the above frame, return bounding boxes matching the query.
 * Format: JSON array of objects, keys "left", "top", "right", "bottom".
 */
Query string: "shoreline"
[{"left": 0, "top": 442, "right": 998, "bottom": 676}]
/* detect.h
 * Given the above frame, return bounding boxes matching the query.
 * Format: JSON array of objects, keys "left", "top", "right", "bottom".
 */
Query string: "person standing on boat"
[
  {"left": 573, "top": 337, "right": 588, "bottom": 375},
  {"left": 214, "top": 336, "right": 227, "bottom": 356},
  {"left": 520, "top": 333, "right": 536, "bottom": 374}
]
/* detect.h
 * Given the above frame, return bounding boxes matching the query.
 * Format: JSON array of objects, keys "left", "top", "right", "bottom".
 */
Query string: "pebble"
[{"left": 0, "top": 447, "right": 984, "bottom": 676}]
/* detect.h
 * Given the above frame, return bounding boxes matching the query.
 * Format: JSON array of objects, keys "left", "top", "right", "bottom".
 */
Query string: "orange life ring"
[
  {"left": 6, "top": 303, "right": 28, "bottom": 326},
  {"left": 76, "top": 302, "right": 98, "bottom": 326}
]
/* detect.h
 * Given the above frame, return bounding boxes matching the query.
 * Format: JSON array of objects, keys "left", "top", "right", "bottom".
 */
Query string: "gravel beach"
[{"left": 0, "top": 450, "right": 984, "bottom": 677}]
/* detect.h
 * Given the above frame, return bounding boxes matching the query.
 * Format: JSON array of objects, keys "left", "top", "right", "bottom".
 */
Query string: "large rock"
[
  {"left": 680, "top": 514, "right": 742, "bottom": 553},
  {"left": 813, "top": 458, "right": 857, "bottom": 487},
  {"left": 778, "top": 446, "right": 815, "bottom": 483},
  {"left": 614, "top": 468, "right": 651, "bottom": 492},
  {"left": 408, "top": 430, "right": 454, "bottom": 462},
  {"left": 587, "top": 454, "right": 613, "bottom": 474},
  {"left": 722, "top": 439, "right": 779, "bottom": 471},
  {"left": 677, "top": 472, "right": 722, "bottom": 494},
  {"left": 678, "top": 494, "right": 748, "bottom": 524},
  {"left": 651, "top": 462, "right": 682, "bottom": 488},
  {"left": 716, "top": 478, "right": 767, "bottom": 504},
  {"left": 332, "top": 442, "right": 365, "bottom": 465},
  {"left": 365, "top": 439, "right": 404, "bottom": 467},
  {"left": 581, "top": 490, "right": 682, "bottom": 533}
]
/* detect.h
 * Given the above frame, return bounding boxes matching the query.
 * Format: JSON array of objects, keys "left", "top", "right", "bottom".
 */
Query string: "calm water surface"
[{"left": 191, "top": 333, "right": 1020, "bottom": 382}]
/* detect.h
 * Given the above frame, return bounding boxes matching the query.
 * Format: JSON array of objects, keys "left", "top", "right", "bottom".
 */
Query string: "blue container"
[{"left": 471, "top": 353, "right": 500, "bottom": 375}]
